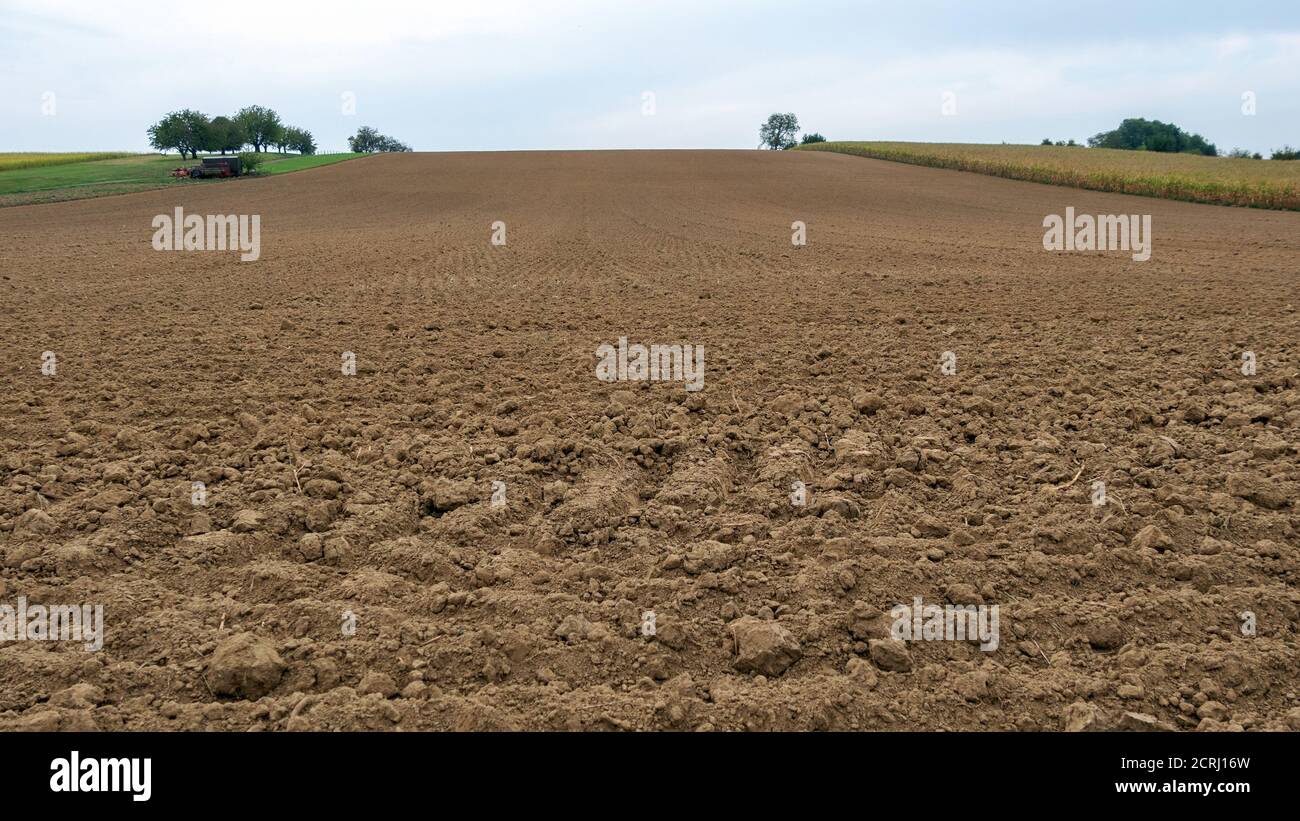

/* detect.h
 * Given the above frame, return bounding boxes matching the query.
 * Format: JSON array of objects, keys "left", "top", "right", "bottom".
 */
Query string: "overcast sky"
[{"left": 2, "top": 0, "right": 1297, "bottom": 154}]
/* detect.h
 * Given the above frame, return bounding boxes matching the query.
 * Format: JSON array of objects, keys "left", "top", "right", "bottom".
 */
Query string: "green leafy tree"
[
  {"left": 348, "top": 126, "right": 410, "bottom": 153},
  {"left": 234, "top": 105, "right": 283, "bottom": 153},
  {"left": 206, "top": 116, "right": 246, "bottom": 155},
  {"left": 283, "top": 126, "right": 317, "bottom": 155},
  {"left": 347, "top": 125, "right": 380, "bottom": 152},
  {"left": 1271, "top": 145, "right": 1299, "bottom": 160},
  {"left": 238, "top": 152, "right": 265, "bottom": 174},
  {"left": 759, "top": 113, "right": 800, "bottom": 150},
  {"left": 800, "top": 132, "right": 826, "bottom": 145},
  {"left": 148, "top": 109, "right": 210, "bottom": 159},
  {"left": 147, "top": 115, "right": 183, "bottom": 157},
  {"left": 1087, "top": 118, "right": 1217, "bottom": 156}
]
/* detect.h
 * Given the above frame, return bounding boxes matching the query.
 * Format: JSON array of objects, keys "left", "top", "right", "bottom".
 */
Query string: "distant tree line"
[
  {"left": 1069, "top": 119, "right": 1295, "bottom": 159},
  {"left": 347, "top": 126, "right": 412, "bottom": 153},
  {"left": 147, "top": 106, "right": 316, "bottom": 159},
  {"left": 1087, "top": 118, "right": 1217, "bottom": 156}
]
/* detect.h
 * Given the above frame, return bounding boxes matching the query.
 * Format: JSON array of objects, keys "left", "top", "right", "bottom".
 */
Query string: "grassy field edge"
[
  {"left": 257, "top": 152, "right": 369, "bottom": 176},
  {"left": 796, "top": 141, "right": 1300, "bottom": 210},
  {"left": 0, "top": 152, "right": 371, "bottom": 208}
]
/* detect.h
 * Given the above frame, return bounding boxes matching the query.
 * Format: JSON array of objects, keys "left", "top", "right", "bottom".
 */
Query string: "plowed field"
[{"left": 2, "top": 150, "right": 1298, "bottom": 731}]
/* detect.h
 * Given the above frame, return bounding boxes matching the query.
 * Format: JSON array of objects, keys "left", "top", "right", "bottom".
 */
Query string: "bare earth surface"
[{"left": 1, "top": 149, "right": 1298, "bottom": 732}]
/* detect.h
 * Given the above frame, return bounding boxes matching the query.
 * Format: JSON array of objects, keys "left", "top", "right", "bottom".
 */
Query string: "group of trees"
[
  {"left": 1087, "top": 118, "right": 1217, "bottom": 156},
  {"left": 759, "top": 114, "right": 825, "bottom": 150},
  {"left": 148, "top": 106, "right": 316, "bottom": 159},
  {"left": 347, "top": 126, "right": 411, "bottom": 153},
  {"left": 1056, "top": 119, "right": 1295, "bottom": 160},
  {"left": 1227, "top": 146, "right": 1300, "bottom": 160}
]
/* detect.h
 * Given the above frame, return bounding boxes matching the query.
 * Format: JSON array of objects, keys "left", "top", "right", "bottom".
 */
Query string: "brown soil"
[{"left": 1, "top": 150, "right": 1298, "bottom": 732}]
